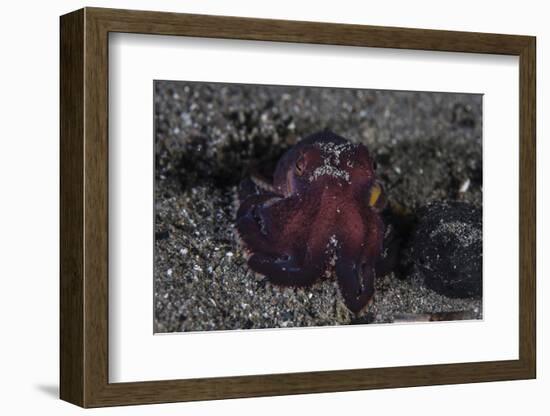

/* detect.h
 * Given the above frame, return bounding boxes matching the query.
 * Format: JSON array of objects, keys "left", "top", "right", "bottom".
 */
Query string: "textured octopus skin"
[{"left": 236, "top": 130, "right": 385, "bottom": 313}]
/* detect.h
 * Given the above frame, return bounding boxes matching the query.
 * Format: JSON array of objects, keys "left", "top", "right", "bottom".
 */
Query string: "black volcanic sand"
[{"left": 154, "top": 81, "right": 482, "bottom": 333}]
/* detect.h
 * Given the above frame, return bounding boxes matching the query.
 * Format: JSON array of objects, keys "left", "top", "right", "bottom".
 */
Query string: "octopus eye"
[{"left": 295, "top": 156, "right": 306, "bottom": 176}]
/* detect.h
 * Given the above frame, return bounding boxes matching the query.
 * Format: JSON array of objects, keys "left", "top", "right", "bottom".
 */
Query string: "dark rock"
[{"left": 410, "top": 201, "right": 482, "bottom": 298}]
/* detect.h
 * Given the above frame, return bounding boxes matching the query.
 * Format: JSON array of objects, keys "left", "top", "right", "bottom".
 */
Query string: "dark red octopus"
[{"left": 236, "top": 131, "right": 386, "bottom": 313}]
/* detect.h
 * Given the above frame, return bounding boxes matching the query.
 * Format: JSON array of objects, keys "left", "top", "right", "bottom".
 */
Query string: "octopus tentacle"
[
  {"left": 236, "top": 191, "right": 318, "bottom": 254},
  {"left": 335, "top": 207, "right": 384, "bottom": 313},
  {"left": 335, "top": 259, "right": 376, "bottom": 313},
  {"left": 237, "top": 177, "right": 279, "bottom": 202},
  {"left": 248, "top": 251, "right": 323, "bottom": 287}
]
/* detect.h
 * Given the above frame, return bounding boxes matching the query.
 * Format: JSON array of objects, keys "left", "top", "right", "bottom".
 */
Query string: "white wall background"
[{"left": 0, "top": 0, "right": 545, "bottom": 414}]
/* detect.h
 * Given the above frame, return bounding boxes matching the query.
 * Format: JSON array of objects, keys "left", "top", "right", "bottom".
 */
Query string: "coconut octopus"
[{"left": 236, "top": 131, "right": 386, "bottom": 313}]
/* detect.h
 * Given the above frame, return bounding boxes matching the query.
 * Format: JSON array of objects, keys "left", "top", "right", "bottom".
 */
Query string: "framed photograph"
[{"left": 60, "top": 7, "right": 536, "bottom": 408}]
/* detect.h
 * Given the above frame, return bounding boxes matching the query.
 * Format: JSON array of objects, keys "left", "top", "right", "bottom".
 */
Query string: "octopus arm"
[
  {"left": 236, "top": 191, "right": 324, "bottom": 287},
  {"left": 247, "top": 251, "right": 324, "bottom": 287},
  {"left": 237, "top": 177, "right": 279, "bottom": 202},
  {"left": 335, "top": 206, "right": 384, "bottom": 313}
]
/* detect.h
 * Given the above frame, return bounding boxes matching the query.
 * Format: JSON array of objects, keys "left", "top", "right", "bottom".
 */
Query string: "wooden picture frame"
[{"left": 60, "top": 7, "right": 536, "bottom": 408}]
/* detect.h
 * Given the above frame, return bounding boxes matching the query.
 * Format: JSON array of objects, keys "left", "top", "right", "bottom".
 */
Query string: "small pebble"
[{"left": 459, "top": 178, "right": 471, "bottom": 193}]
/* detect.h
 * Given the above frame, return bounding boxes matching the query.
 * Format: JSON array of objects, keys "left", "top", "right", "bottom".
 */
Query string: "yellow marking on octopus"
[{"left": 369, "top": 183, "right": 382, "bottom": 207}]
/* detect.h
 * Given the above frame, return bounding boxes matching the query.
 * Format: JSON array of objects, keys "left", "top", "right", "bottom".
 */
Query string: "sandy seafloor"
[{"left": 154, "top": 81, "right": 483, "bottom": 333}]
